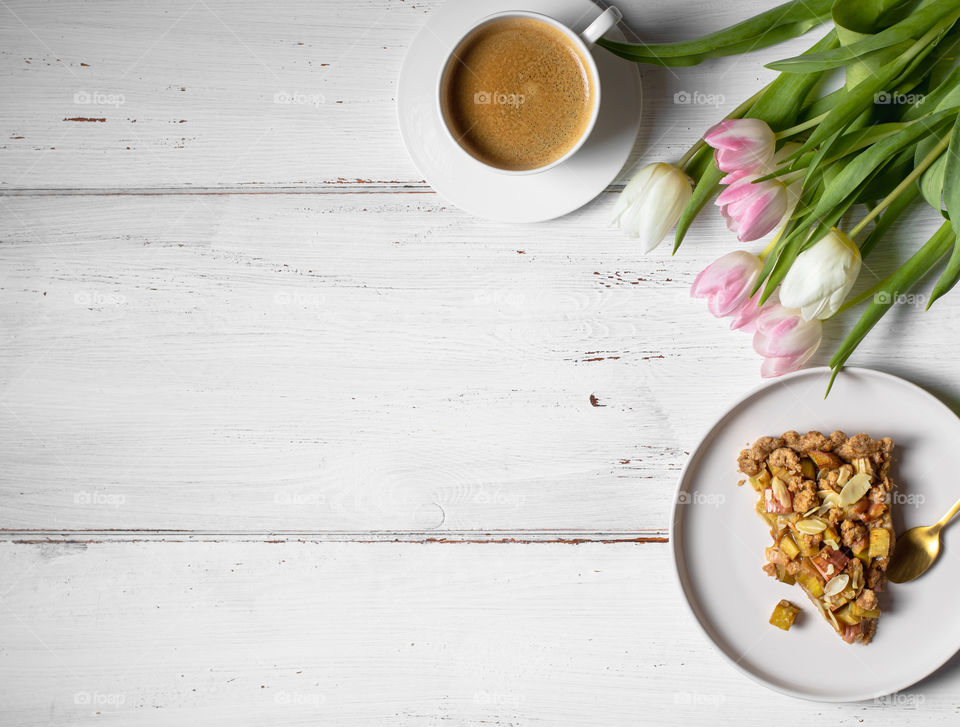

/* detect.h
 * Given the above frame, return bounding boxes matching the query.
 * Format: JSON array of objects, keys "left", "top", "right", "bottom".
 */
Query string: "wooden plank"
[
  {"left": 0, "top": 530, "right": 669, "bottom": 544},
  {"left": 1, "top": 193, "right": 956, "bottom": 531},
  {"left": 0, "top": 541, "right": 953, "bottom": 725},
  {"left": 0, "top": 0, "right": 817, "bottom": 188}
]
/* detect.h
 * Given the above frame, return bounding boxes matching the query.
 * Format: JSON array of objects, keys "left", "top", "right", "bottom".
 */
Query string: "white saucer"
[
  {"left": 396, "top": 0, "right": 642, "bottom": 223},
  {"left": 672, "top": 367, "right": 960, "bottom": 701}
]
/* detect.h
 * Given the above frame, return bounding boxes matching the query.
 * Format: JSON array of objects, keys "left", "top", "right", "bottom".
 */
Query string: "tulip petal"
[
  {"left": 613, "top": 163, "right": 692, "bottom": 251},
  {"left": 733, "top": 186, "right": 787, "bottom": 242},
  {"left": 715, "top": 173, "right": 787, "bottom": 243},
  {"left": 704, "top": 118, "right": 776, "bottom": 174},
  {"left": 691, "top": 251, "right": 763, "bottom": 320},
  {"left": 719, "top": 169, "right": 752, "bottom": 186},
  {"left": 753, "top": 305, "right": 822, "bottom": 360},
  {"left": 760, "top": 351, "right": 815, "bottom": 378},
  {"left": 779, "top": 228, "right": 861, "bottom": 319},
  {"left": 716, "top": 175, "right": 762, "bottom": 207},
  {"left": 728, "top": 290, "right": 774, "bottom": 333}
]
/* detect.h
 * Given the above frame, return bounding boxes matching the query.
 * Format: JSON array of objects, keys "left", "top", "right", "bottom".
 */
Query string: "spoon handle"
[{"left": 936, "top": 494, "right": 960, "bottom": 529}]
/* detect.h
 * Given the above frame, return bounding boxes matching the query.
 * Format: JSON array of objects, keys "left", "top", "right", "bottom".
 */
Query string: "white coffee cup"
[{"left": 436, "top": 6, "right": 622, "bottom": 175}]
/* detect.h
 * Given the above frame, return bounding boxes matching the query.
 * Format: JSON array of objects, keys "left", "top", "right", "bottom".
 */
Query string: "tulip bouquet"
[{"left": 605, "top": 0, "right": 960, "bottom": 391}]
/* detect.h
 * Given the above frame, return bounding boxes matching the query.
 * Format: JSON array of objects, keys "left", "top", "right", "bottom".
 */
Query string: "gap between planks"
[
  {"left": 0, "top": 184, "right": 626, "bottom": 196},
  {"left": 0, "top": 530, "right": 669, "bottom": 544}
]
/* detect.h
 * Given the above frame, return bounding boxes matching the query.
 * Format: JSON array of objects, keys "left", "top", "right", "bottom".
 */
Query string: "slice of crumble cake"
[{"left": 738, "top": 431, "right": 895, "bottom": 644}]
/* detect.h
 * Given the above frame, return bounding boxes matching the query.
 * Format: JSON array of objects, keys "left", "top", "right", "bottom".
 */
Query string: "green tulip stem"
[
  {"left": 677, "top": 141, "right": 705, "bottom": 170},
  {"left": 834, "top": 278, "right": 886, "bottom": 315},
  {"left": 781, "top": 169, "right": 805, "bottom": 185},
  {"left": 759, "top": 225, "right": 786, "bottom": 260},
  {"left": 774, "top": 111, "right": 829, "bottom": 140},
  {"left": 849, "top": 129, "right": 953, "bottom": 238}
]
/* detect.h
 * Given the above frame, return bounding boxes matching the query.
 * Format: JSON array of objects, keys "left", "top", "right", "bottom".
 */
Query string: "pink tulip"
[
  {"left": 703, "top": 118, "right": 776, "bottom": 173},
  {"left": 727, "top": 289, "right": 773, "bottom": 333},
  {"left": 752, "top": 304, "right": 822, "bottom": 378},
  {"left": 715, "top": 171, "right": 788, "bottom": 242},
  {"left": 690, "top": 251, "right": 763, "bottom": 318}
]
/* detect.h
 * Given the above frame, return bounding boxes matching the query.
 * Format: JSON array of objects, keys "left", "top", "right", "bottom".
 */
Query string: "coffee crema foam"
[{"left": 441, "top": 17, "right": 595, "bottom": 171}]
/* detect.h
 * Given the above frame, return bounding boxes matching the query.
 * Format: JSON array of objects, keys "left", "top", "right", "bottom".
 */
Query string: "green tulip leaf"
[
  {"left": 803, "top": 129, "right": 845, "bottom": 187},
  {"left": 597, "top": 0, "right": 832, "bottom": 66},
  {"left": 852, "top": 147, "right": 915, "bottom": 203},
  {"left": 926, "top": 113, "right": 960, "bottom": 307},
  {"left": 808, "top": 108, "right": 955, "bottom": 218},
  {"left": 889, "top": 24, "right": 960, "bottom": 100},
  {"left": 919, "top": 153, "right": 948, "bottom": 210},
  {"left": 915, "top": 131, "right": 950, "bottom": 211},
  {"left": 942, "top": 112, "right": 960, "bottom": 224},
  {"left": 748, "top": 30, "right": 841, "bottom": 131},
  {"left": 682, "top": 143, "right": 714, "bottom": 184},
  {"left": 791, "top": 40, "right": 916, "bottom": 155},
  {"left": 927, "top": 237, "right": 960, "bottom": 308},
  {"left": 790, "top": 12, "right": 960, "bottom": 158},
  {"left": 831, "top": 0, "right": 917, "bottom": 35},
  {"left": 858, "top": 181, "right": 921, "bottom": 259},
  {"left": 801, "top": 88, "right": 844, "bottom": 119},
  {"left": 673, "top": 161, "right": 722, "bottom": 254},
  {"left": 902, "top": 63, "right": 960, "bottom": 120},
  {"left": 828, "top": 220, "right": 954, "bottom": 394},
  {"left": 767, "top": 0, "right": 960, "bottom": 73},
  {"left": 599, "top": 22, "right": 831, "bottom": 67}
]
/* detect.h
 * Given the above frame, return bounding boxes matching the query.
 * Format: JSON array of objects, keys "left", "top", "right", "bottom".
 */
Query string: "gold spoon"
[{"left": 887, "top": 495, "right": 960, "bottom": 583}]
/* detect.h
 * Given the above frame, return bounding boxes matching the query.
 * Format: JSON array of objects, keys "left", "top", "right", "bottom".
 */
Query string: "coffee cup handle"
[{"left": 579, "top": 6, "right": 622, "bottom": 47}]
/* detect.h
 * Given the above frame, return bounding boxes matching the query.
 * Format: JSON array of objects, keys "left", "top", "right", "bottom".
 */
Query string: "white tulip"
[
  {"left": 779, "top": 228, "right": 862, "bottom": 320},
  {"left": 612, "top": 163, "right": 693, "bottom": 252}
]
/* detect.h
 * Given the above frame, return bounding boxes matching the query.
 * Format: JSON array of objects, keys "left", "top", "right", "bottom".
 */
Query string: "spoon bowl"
[
  {"left": 888, "top": 495, "right": 960, "bottom": 583},
  {"left": 888, "top": 524, "right": 944, "bottom": 583}
]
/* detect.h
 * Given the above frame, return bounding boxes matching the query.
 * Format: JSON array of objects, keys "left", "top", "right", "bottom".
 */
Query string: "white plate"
[
  {"left": 396, "top": 0, "right": 642, "bottom": 223},
  {"left": 672, "top": 366, "right": 960, "bottom": 702}
]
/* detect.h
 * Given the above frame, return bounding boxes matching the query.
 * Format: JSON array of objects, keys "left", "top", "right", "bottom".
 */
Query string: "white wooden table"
[{"left": 2, "top": 1, "right": 959, "bottom": 723}]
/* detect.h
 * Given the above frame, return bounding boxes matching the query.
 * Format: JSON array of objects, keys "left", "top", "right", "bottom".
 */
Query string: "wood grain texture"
[
  {"left": 0, "top": 0, "right": 817, "bottom": 188},
  {"left": 2, "top": 194, "right": 956, "bottom": 531},
  {"left": 1, "top": 541, "right": 956, "bottom": 725}
]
